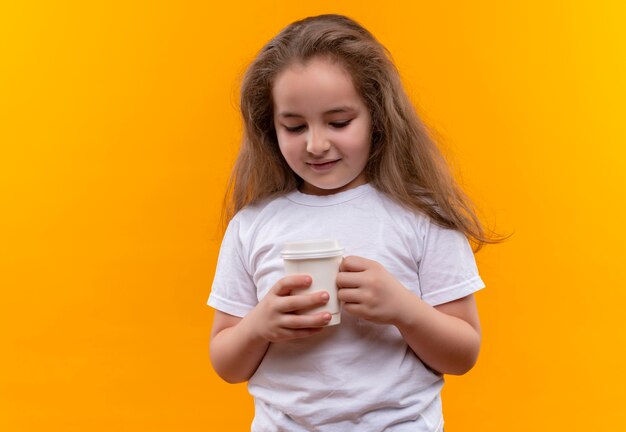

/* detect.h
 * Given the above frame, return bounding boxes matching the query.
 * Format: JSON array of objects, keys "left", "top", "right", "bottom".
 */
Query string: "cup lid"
[{"left": 281, "top": 239, "right": 344, "bottom": 260}]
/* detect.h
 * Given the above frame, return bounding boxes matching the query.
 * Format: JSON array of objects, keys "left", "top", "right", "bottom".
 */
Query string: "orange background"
[{"left": 2, "top": 1, "right": 625, "bottom": 431}]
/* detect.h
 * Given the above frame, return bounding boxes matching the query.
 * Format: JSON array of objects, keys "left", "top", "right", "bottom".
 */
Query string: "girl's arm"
[
  {"left": 210, "top": 311, "right": 268, "bottom": 384},
  {"left": 210, "top": 274, "right": 333, "bottom": 383},
  {"left": 395, "top": 292, "right": 481, "bottom": 376},
  {"left": 337, "top": 256, "right": 481, "bottom": 376}
]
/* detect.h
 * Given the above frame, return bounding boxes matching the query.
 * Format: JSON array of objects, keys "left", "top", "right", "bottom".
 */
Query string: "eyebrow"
[{"left": 278, "top": 106, "right": 356, "bottom": 118}]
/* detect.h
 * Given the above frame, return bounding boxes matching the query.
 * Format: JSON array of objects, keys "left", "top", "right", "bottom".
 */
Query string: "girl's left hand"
[{"left": 336, "top": 256, "right": 412, "bottom": 325}]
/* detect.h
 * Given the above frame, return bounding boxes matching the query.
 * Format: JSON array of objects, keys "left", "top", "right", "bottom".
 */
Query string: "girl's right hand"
[{"left": 246, "top": 274, "right": 332, "bottom": 343}]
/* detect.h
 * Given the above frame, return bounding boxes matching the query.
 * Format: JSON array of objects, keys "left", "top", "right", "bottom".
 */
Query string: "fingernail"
[{"left": 320, "top": 292, "right": 329, "bottom": 300}]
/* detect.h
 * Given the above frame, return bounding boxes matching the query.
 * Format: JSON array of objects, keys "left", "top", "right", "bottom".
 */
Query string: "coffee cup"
[{"left": 281, "top": 239, "right": 344, "bottom": 326}]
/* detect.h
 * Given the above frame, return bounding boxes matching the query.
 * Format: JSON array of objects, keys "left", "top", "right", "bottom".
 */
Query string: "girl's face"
[{"left": 272, "top": 57, "right": 372, "bottom": 196}]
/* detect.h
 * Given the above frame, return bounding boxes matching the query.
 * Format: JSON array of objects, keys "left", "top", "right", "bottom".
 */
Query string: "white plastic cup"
[{"left": 281, "top": 239, "right": 344, "bottom": 326}]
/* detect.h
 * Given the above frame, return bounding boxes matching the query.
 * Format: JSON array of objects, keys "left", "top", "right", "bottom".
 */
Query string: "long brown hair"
[{"left": 224, "top": 14, "right": 502, "bottom": 250}]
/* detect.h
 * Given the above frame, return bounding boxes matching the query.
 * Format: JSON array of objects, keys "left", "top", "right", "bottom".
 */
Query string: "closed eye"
[
  {"left": 330, "top": 120, "right": 352, "bottom": 129},
  {"left": 284, "top": 125, "right": 306, "bottom": 133}
]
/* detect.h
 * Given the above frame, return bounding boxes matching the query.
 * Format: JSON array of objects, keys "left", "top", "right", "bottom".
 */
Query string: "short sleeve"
[
  {"left": 418, "top": 219, "right": 485, "bottom": 306},
  {"left": 207, "top": 218, "right": 258, "bottom": 317}
]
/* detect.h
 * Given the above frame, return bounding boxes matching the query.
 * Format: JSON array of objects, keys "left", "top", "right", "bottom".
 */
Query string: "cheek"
[
  {"left": 346, "top": 128, "right": 372, "bottom": 157},
  {"left": 346, "top": 117, "right": 371, "bottom": 142},
  {"left": 277, "top": 136, "right": 299, "bottom": 163}
]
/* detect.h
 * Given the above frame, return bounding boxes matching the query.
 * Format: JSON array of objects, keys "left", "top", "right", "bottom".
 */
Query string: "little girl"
[{"left": 209, "top": 14, "right": 496, "bottom": 432}]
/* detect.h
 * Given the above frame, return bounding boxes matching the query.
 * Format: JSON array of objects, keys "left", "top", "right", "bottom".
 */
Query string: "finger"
[
  {"left": 282, "top": 327, "right": 325, "bottom": 340},
  {"left": 339, "top": 255, "right": 371, "bottom": 272},
  {"left": 273, "top": 274, "right": 312, "bottom": 297},
  {"left": 281, "top": 311, "right": 333, "bottom": 329},
  {"left": 279, "top": 291, "right": 329, "bottom": 313},
  {"left": 342, "top": 302, "right": 371, "bottom": 320},
  {"left": 337, "top": 286, "right": 362, "bottom": 304},
  {"left": 336, "top": 271, "right": 362, "bottom": 288}
]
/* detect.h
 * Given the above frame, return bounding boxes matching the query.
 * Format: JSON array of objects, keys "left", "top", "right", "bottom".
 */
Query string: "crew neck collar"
[{"left": 286, "top": 183, "right": 374, "bottom": 206}]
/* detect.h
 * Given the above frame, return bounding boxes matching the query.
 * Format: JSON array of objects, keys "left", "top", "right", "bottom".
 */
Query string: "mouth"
[{"left": 306, "top": 159, "right": 340, "bottom": 172}]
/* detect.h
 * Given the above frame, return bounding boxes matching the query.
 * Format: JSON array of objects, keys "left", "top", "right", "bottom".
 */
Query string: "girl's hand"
[
  {"left": 336, "top": 256, "right": 412, "bottom": 325},
  {"left": 246, "top": 274, "right": 333, "bottom": 343}
]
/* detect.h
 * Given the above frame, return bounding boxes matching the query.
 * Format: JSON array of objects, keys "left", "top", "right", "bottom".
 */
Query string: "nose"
[{"left": 306, "top": 127, "right": 331, "bottom": 156}]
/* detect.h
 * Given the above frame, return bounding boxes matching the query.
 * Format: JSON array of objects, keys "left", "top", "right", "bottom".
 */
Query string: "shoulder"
[
  {"left": 219, "top": 193, "right": 292, "bottom": 267},
  {"left": 370, "top": 187, "right": 431, "bottom": 235},
  {"left": 229, "top": 192, "right": 293, "bottom": 234}
]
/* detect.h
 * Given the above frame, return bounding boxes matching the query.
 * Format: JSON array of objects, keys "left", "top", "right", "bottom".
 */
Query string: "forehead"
[{"left": 271, "top": 58, "right": 364, "bottom": 114}]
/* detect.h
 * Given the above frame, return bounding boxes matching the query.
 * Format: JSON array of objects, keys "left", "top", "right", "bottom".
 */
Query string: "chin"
[{"left": 302, "top": 182, "right": 352, "bottom": 196}]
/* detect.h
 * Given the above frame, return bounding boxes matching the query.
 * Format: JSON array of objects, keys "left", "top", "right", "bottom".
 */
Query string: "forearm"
[
  {"left": 210, "top": 276, "right": 333, "bottom": 383},
  {"left": 393, "top": 293, "right": 481, "bottom": 375},
  {"left": 210, "top": 315, "right": 270, "bottom": 384}
]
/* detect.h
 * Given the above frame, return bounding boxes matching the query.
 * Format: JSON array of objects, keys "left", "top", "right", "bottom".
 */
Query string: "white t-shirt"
[{"left": 208, "top": 183, "right": 484, "bottom": 431}]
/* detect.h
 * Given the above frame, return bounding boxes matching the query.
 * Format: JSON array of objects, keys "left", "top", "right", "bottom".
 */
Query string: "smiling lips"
[{"left": 306, "top": 159, "right": 340, "bottom": 172}]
